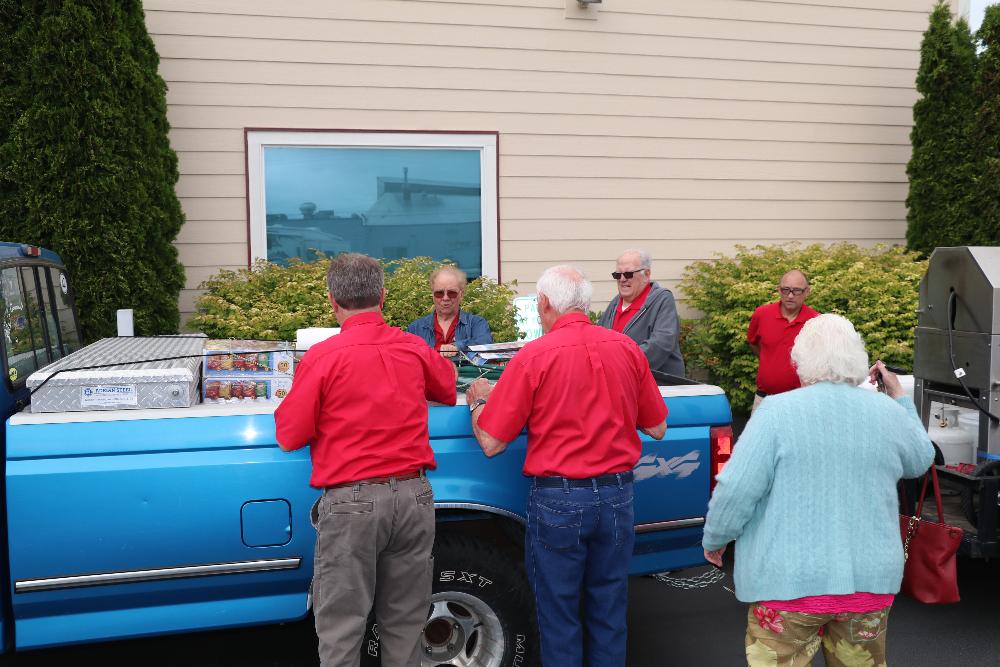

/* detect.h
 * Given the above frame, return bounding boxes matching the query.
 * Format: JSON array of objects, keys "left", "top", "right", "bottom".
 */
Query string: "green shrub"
[
  {"left": 679, "top": 243, "right": 927, "bottom": 414},
  {"left": 191, "top": 256, "right": 521, "bottom": 343}
]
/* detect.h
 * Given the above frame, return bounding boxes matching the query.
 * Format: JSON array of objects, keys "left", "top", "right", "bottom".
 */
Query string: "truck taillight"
[{"left": 709, "top": 425, "right": 734, "bottom": 492}]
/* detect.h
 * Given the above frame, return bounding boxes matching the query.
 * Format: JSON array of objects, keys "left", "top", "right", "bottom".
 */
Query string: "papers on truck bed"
[
  {"left": 464, "top": 339, "right": 527, "bottom": 364},
  {"left": 467, "top": 340, "right": 528, "bottom": 352}
]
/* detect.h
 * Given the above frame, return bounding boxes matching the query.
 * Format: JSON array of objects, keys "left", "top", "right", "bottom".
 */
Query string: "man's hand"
[
  {"left": 465, "top": 379, "right": 507, "bottom": 457},
  {"left": 440, "top": 343, "right": 459, "bottom": 358},
  {"left": 640, "top": 420, "right": 667, "bottom": 440},
  {"left": 704, "top": 545, "right": 727, "bottom": 567},
  {"left": 465, "top": 378, "right": 492, "bottom": 404}
]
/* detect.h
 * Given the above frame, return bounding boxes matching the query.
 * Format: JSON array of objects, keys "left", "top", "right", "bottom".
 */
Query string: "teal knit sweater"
[{"left": 702, "top": 382, "right": 934, "bottom": 603}]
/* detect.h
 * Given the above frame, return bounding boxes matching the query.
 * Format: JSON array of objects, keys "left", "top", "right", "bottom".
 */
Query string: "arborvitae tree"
[
  {"left": 905, "top": 2, "right": 978, "bottom": 256},
  {"left": 0, "top": 1, "right": 33, "bottom": 232},
  {"left": 973, "top": 4, "right": 1000, "bottom": 245},
  {"left": 0, "top": 0, "right": 184, "bottom": 340}
]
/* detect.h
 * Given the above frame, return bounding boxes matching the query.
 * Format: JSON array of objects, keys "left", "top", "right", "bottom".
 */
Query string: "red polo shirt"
[
  {"left": 747, "top": 302, "right": 820, "bottom": 395},
  {"left": 611, "top": 283, "right": 652, "bottom": 333},
  {"left": 477, "top": 312, "right": 667, "bottom": 478},
  {"left": 274, "top": 311, "right": 457, "bottom": 487}
]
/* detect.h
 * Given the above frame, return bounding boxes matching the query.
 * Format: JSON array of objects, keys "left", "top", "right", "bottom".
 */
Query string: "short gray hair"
[
  {"left": 326, "top": 253, "right": 383, "bottom": 309},
  {"left": 428, "top": 265, "right": 468, "bottom": 289},
  {"left": 790, "top": 314, "right": 869, "bottom": 387},
  {"left": 618, "top": 248, "right": 652, "bottom": 270},
  {"left": 536, "top": 265, "right": 592, "bottom": 314}
]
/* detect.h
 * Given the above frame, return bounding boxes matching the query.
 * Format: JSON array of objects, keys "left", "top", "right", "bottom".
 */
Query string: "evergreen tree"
[
  {"left": 905, "top": 2, "right": 978, "bottom": 255},
  {"left": 0, "top": 0, "right": 184, "bottom": 340},
  {"left": 0, "top": 1, "right": 34, "bottom": 233},
  {"left": 973, "top": 4, "right": 1000, "bottom": 245}
]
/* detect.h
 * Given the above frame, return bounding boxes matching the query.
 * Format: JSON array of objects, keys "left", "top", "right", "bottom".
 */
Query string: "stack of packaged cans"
[{"left": 202, "top": 340, "right": 294, "bottom": 403}]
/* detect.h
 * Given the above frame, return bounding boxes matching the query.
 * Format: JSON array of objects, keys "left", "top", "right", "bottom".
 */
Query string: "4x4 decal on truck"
[{"left": 633, "top": 450, "right": 701, "bottom": 481}]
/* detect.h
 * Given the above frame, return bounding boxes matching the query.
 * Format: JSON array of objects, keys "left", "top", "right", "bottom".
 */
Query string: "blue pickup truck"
[{"left": 0, "top": 243, "right": 733, "bottom": 665}]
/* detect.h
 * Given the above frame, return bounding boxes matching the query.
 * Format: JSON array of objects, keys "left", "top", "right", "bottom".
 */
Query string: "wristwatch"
[{"left": 469, "top": 398, "right": 488, "bottom": 414}]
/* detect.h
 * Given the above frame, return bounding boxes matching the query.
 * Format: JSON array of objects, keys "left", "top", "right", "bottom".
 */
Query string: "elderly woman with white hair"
[{"left": 702, "top": 313, "right": 934, "bottom": 667}]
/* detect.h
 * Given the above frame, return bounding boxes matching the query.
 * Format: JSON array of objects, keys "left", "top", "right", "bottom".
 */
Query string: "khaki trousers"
[{"left": 311, "top": 475, "right": 435, "bottom": 667}]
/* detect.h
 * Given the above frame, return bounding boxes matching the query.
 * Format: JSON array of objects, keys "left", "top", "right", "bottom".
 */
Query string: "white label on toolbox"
[{"left": 80, "top": 385, "right": 139, "bottom": 407}]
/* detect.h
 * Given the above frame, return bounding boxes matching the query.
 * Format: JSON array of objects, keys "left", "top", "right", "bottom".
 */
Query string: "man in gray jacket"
[{"left": 598, "top": 249, "right": 685, "bottom": 379}]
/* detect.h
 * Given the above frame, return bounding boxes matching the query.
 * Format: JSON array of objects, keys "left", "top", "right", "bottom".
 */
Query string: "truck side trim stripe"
[
  {"left": 634, "top": 518, "right": 705, "bottom": 533},
  {"left": 14, "top": 557, "right": 302, "bottom": 593},
  {"left": 435, "top": 502, "right": 526, "bottom": 524}
]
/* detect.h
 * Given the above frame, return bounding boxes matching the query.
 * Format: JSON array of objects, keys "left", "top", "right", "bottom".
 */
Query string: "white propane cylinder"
[{"left": 929, "top": 407, "right": 976, "bottom": 465}]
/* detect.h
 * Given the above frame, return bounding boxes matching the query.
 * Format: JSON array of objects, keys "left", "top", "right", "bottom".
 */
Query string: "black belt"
[
  {"left": 533, "top": 471, "right": 633, "bottom": 488},
  {"left": 326, "top": 470, "right": 422, "bottom": 489},
  {"left": 755, "top": 390, "right": 768, "bottom": 398}
]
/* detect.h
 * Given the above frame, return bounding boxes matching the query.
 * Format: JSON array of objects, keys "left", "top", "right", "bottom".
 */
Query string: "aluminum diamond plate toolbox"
[{"left": 27, "top": 337, "right": 205, "bottom": 412}]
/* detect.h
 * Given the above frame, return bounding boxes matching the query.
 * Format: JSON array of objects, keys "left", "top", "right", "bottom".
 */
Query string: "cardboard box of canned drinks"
[
  {"left": 203, "top": 339, "right": 294, "bottom": 378},
  {"left": 202, "top": 376, "right": 293, "bottom": 403}
]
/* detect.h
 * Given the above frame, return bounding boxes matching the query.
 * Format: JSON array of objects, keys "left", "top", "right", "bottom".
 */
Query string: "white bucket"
[{"left": 295, "top": 327, "right": 340, "bottom": 353}]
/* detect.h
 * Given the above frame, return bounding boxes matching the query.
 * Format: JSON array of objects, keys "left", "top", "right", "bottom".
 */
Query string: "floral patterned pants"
[{"left": 744, "top": 603, "right": 891, "bottom": 667}]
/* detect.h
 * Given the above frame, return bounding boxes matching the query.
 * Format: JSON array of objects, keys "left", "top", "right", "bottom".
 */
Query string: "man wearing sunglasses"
[
  {"left": 407, "top": 265, "right": 493, "bottom": 358},
  {"left": 747, "top": 269, "right": 819, "bottom": 411},
  {"left": 598, "top": 249, "right": 685, "bottom": 380}
]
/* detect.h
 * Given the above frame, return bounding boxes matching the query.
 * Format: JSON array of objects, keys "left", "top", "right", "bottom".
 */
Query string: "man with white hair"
[
  {"left": 598, "top": 248, "right": 686, "bottom": 379},
  {"left": 464, "top": 265, "right": 667, "bottom": 667}
]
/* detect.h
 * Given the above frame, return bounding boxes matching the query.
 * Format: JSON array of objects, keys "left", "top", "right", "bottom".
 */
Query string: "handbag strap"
[{"left": 914, "top": 465, "right": 945, "bottom": 524}]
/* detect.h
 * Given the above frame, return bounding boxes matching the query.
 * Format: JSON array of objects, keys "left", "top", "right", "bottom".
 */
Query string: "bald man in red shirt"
[
  {"left": 275, "top": 253, "right": 457, "bottom": 667},
  {"left": 465, "top": 265, "right": 667, "bottom": 667},
  {"left": 747, "top": 269, "right": 819, "bottom": 411}
]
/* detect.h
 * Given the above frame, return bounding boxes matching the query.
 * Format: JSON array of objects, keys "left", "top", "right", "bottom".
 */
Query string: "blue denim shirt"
[{"left": 406, "top": 310, "right": 494, "bottom": 351}]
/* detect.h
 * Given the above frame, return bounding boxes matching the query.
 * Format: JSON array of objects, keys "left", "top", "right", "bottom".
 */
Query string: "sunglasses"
[
  {"left": 433, "top": 289, "right": 461, "bottom": 299},
  {"left": 612, "top": 270, "right": 646, "bottom": 280},
  {"left": 778, "top": 287, "right": 806, "bottom": 296}
]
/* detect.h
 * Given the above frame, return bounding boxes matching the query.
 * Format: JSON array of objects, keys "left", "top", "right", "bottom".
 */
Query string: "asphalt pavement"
[{"left": 2, "top": 555, "right": 999, "bottom": 666}]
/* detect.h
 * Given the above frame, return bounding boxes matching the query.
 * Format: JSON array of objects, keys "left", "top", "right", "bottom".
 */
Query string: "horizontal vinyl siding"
[{"left": 146, "top": 0, "right": 929, "bottom": 319}]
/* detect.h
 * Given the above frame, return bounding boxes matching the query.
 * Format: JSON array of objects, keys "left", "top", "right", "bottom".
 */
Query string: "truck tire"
[{"left": 361, "top": 532, "right": 539, "bottom": 667}]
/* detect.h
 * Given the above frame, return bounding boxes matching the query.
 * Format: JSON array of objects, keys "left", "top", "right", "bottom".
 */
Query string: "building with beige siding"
[{"left": 145, "top": 0, "right": 945, "bottom": 322}]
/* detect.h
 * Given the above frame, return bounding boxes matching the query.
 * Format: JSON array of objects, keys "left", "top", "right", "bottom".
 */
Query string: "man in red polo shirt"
[
  {"left": 464, "top": 265, "right": 667, "bottom": 667},
  {"left": 274, "top": 253, "right": 457, "bottom": 667},
  {"left": 747, "top": 269, "right": 819, "bottom": 411}
]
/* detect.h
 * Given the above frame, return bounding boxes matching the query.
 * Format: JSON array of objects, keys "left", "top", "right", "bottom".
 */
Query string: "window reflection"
[
  {"left": 47, "top": 267, "right": 81, "bottom": 356},
  {"left": 263, "top": 147, "right": 483, "bottom": 276}
]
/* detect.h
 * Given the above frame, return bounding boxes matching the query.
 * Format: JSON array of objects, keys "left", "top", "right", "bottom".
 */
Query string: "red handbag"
[{"left": 899, "top": 465, "right": 963, "bottom": 604}]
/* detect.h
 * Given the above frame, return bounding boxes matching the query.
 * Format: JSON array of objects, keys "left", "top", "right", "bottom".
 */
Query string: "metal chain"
[{"left": 650, "top": 566, "right": 727, "bottom": 590}]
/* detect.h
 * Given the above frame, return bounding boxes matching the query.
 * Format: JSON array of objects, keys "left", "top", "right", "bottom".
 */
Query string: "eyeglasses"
[
  {"left": 778, "top": 287, "right": 806, "bottom": 296},
  {"left": 612, "top": 269, "right": 647, "bottom": 280},
  {"left": 433, "top": 289, "right": 461, "bottom": 299}
]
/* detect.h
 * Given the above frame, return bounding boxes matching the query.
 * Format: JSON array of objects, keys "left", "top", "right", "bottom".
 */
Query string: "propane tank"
[{"left": 929, "top": 405, "right": 976, "bottom": 465}]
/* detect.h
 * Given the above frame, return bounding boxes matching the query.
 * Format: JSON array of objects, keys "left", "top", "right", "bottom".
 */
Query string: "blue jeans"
[{"left": 525, "top": 478, "right": 634, "bottom": 667}]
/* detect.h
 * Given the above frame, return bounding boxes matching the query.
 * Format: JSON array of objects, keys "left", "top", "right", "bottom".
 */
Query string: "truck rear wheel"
[{"left": 361, "top": 532, "right": 539, "bottom": 667}]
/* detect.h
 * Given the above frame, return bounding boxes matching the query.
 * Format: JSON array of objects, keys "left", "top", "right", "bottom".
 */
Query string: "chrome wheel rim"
[{"left": 421, "top": 590, "right": 505, "bottom": 667}]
